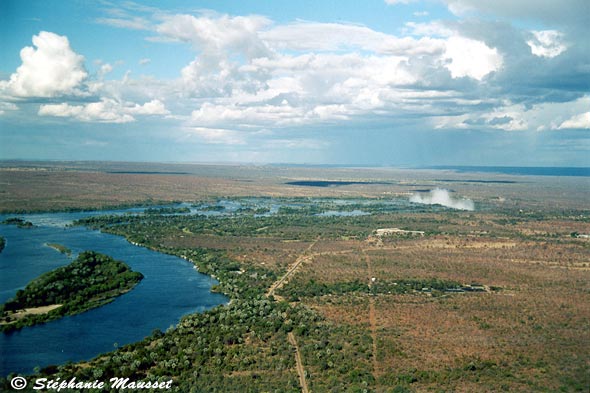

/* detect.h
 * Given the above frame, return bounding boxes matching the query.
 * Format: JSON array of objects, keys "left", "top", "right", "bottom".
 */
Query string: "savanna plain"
[{"left": 0, "top": 161, "right": 588, "bottom": 392}]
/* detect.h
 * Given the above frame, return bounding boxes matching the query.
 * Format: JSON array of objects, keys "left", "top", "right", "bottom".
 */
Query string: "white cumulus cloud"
[
  {"left": 98, "top": 63, "right": 114, "bottom": 78},
  {"left": 39, "top": 98, "right": 169, "bottom": 123},
  {"left": 145, "top": 14, "right": 509, "bottom": 131},
  {"left": 261, "top": 22, "right": 445, "bottom": 55},
  {"left": 156, "top": 13, "right": 271, "bottom": 59},
  {"left": 3, "top": 7, "right": 584, "bottom": 144},
  {"left": 0, "top": 31, "right": 87, "bottom": 98},
  {"left": 191, "top": 102, "right": 305, "bottom": 127},
  {"left": 527, "top": 30, "right": 567, "bottom": 58},
  {"left": 127, "top": 99, "right": 170, "bottom": 115},
  {"left": 187, "top": 127, "right": 246, "bottom": 145},
  {"left": 433, "top": 95, "right": 590, "bottom": 132},
  {"left": 558, "top": 112, "right": 590, "bottom": 129},
  {"left": 443, "top": 36, "right": 502, "bottom": 80},
  {"left": 0, "top": 102, "right": 18, "bottom": 115}
]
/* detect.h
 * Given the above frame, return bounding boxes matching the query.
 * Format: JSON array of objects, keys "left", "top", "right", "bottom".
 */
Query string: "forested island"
[
  {"left": 0, "top": 251, "right": 143, "bottom": 333},
  {"left": 0, "top": 236, "right": 5, "bottom": 253},
  {"left": 144, "top": 206, "right": 190, "bottom": 214},
  {"left": 2, "top": 217, "right": 34, "bottom": 228}
]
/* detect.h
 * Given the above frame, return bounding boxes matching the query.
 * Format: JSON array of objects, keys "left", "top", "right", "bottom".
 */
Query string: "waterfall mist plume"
[{"left": 410, "top": 188, "right": 474, "bottom": 211}]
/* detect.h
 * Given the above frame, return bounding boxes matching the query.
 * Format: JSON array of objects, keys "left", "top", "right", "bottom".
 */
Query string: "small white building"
[{"left": 374, "top": 228, "right": 425, "bottom": 237}]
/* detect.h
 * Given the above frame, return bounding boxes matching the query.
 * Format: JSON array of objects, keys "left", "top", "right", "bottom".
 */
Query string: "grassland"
[{"left": 0, "top": 162, "right": 588, "bottom": 392}]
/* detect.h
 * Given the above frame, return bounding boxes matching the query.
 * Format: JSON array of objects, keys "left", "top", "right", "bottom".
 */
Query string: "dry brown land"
[
  {"left": 295, "top": 234, "right": 589, "bottom": 391},
  {"left": 1, "top": 161, "right": 588, "bottom": 212},
  {"left": 1, "top": 161, "right": 589, "bottom": 391}
]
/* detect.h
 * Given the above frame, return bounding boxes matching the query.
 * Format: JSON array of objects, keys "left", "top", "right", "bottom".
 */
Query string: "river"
[{"left": 0, "top": 208, "right": 228, "bottom": 376}]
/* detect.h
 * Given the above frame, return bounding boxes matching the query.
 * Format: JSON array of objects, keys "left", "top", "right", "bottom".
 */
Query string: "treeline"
[
  {"left": 166, "top": 247, "right": 277, "bottom": 300},
  {"left": 236, "top": 206, "right": 271, "bottom": 215},
  {"left": 82, "top": 213, "right": 281, "bottom": 300},
  {"left": 280, "top": 279, "right": 369, "bottom": 300},
  {"left": 144, "top": 206, "right": 190, "bottom": 215},
  {"left": 0, "top": 251, "right": 143, "bottom": 332},
  {"left": 79, "top": 213, "right": 285, "bottom": 298},
  {"left": 279, "top": 277, "right": 465, "bottom": 301},
  {"left": 75, "top": 211, "right": 375, "bottom": 242},
  {"left": 2, "top": 217, "right": 34, "bottom": 228},
  {"left": 0, "top": 200, "right": 183, "bottom": 215},
  {"left": 4, "top": 297, "right": 373, "bottom": 392}
]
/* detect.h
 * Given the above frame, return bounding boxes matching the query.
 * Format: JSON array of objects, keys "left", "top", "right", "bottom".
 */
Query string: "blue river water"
[{"left": 0, "top": 209, "right": 228, "bottom": 376}]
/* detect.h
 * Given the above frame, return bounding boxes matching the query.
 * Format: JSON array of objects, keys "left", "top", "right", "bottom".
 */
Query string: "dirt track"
[
  {"left": 266, "top": 239, "right": 318, "bottom": 300},
  {"left": 288, "top": 332, "right": 309, "bottom": 393}
]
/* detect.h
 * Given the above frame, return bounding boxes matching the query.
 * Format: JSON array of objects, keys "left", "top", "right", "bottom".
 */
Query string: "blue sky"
[{"left": 0, "top": 0, "right": 589, "bottom": 166}]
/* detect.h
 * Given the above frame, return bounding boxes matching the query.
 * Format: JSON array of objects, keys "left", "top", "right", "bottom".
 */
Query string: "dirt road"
[
  {"left": 288, "top": 332, "right": 309, "bottom": 393},
  {"left": 266, "top": 239, "right": 318, "bottom": 300}
]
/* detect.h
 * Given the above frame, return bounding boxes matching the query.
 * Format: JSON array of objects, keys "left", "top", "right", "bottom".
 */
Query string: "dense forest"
[{"left": 0, "top": 251, "right": 143, "bottom": 332}]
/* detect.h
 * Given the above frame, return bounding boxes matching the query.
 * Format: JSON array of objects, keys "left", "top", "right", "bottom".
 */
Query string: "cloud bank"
[
  {"left": 0, "top": 1, "right": 588, "bottom": 164},
  {"left": 410, "top": 188, "right": 475, "bottom": 211}
]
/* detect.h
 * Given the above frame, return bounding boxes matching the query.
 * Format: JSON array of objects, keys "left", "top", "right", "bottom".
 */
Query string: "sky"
[{"left": 0, "top": 0, "right": 589, "bottom": 166}]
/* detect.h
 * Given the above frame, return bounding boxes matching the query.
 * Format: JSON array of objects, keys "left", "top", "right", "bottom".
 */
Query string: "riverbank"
[
  {"left": 1, "top": 304, "right": 63, "bottom": 323},
  {"left": 0, "top": 216, "right": 227, "bottom": 376},
  {"left": 0, "top": 251, "right": 143, "bottom": 333}
]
